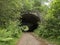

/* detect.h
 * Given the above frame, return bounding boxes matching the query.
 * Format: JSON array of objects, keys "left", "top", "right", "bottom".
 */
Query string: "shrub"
[{"left": 34, "top": 0, "right": 60, "bottom": 39}]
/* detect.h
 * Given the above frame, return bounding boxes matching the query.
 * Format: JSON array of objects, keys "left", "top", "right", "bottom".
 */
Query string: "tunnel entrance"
[{"left": 21, "top": 11, "right": 40, "bottom": 32}]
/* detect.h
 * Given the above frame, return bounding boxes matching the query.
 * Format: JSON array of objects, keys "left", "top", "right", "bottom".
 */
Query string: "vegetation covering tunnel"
[{"left": 21, "top": 11, "right": 40, "bottom": 32}]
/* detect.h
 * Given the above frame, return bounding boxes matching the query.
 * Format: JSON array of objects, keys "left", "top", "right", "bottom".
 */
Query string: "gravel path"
[{"left": 17, "top": 33, "right": 49, "bottom": 45}]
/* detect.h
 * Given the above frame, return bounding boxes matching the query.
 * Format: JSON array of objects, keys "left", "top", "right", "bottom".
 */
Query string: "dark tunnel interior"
[{"left": 21, "top": 13, "right": 40, "bottom": 32}]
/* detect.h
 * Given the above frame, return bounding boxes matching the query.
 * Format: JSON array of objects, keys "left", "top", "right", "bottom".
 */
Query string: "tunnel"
[{"left": 21, "top": 11, "right": 40, "bottom": 32}]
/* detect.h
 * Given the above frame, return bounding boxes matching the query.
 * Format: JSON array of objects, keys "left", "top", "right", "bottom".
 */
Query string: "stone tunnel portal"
[{"left": 21, "top": 13, "right": 40, "bottom": 32}]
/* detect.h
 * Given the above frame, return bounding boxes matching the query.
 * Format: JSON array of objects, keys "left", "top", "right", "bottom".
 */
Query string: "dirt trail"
[{"left": 17, "top": 33, "right": 50, "bottom": 45}]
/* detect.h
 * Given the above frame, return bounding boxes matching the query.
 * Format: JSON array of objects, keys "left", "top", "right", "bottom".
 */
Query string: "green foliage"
[
  {"left": 0, "top": 0, "right": 22, "bottom": 45},
  {"left": 0, "top": 0, "right": 42, "bottom": 44},
  {"left": 0, "top": 0, "right": 22, "bottom": 28},
  {"left": 34, "top": 0, "right": 60, "bottom": 39},
  {"left": 0, "top": 0, "right": 60, "bottom": 45},
  {"left": 44, "top": 0, "right": 60, "bottom": 39},
  {"left": 0, "top": 22, "right": 22, "bottom": 45},
  {"left": 20, "top": 0, "right": 41, "bottom": 11},
  {"left": 0, "top": 21, "right": 22, "bottom": 45}
]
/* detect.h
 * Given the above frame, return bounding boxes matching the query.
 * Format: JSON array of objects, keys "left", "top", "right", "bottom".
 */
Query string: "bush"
[
  {"left": 34, "top": 0, "right": 60, "bottom": 39},
  {"left": 0, "top": 0, "right": 22, "bottom": 45}
]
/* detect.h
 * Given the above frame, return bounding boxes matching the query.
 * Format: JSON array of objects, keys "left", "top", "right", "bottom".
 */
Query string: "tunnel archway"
[{"left": 21, "top": 11, "right": 40, "bottom": 32}]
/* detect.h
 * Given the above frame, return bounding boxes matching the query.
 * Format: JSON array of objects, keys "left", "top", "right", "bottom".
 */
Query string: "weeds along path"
[{"left": 17, "top": 32, "right": 51, "bottom": 45}]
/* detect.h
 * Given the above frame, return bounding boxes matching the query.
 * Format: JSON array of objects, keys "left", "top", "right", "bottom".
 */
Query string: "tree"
[
  {"left": 34, "top": 0, "right": 60, "bottom": 39},
  {"left": 0, "top": 0, "right": 22, "bottom": 45}
]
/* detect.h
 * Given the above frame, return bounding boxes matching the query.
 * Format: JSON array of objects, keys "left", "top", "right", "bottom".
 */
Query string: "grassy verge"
[
  {"left": 0, "top": 28, "right": 22, "bottom": 45},
  {"left": 0, "top": 34, "right": 22, "bottom": 45},
  {"left": 34, "top": 31, "right": 60, "bottom": 45},
  {"left": 47, "top": 38, "right": 60, "bottom": 45}
]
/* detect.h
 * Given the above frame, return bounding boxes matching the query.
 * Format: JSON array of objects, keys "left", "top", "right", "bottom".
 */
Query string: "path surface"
[{"left": 17, "top": 33, "right": 49, "bottom": 45}]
